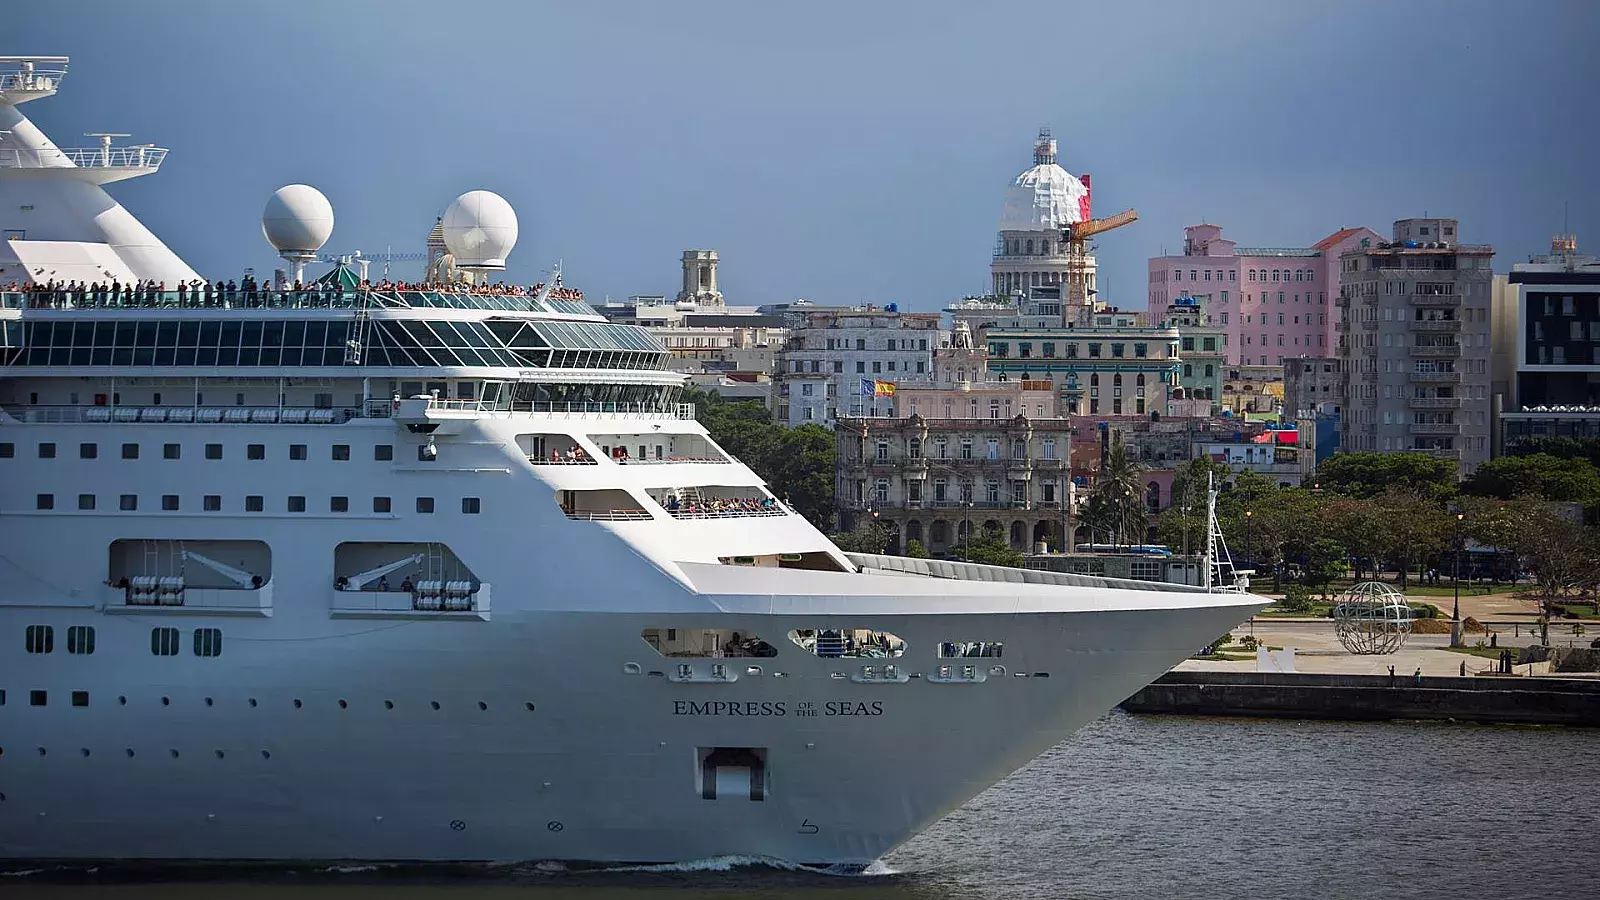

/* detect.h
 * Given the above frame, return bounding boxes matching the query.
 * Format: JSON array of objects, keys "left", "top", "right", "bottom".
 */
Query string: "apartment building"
[
  {"left": 1335, "top": 217, "right": 1495, "bottom": 473},
  {"left": 773, "top": 306, "right": 940, "bottom": 426},
  {"left": 1498, "top": 235, "right": 1600, "bottom": 452},
  {"left": 982, "top": 324, "right": 1181, "bottom": 416}
]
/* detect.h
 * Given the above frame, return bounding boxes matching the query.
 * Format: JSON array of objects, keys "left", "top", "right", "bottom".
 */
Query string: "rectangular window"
[
  {"left": 78, "top": 493, "right": 96, "bottom": 510},
  {"left": 38, "top": 442, "right": 57, "bottom": 459},
  {"left": 193, "top": 627, "right": 223, "bottom": 658},
  {"left": 204, "top": 495, "right": 221, "bottom": 511},
  {"left": 0, "top": 441, "right": 12, "bottom": 458},
  {"left": 36, "top": 493, "right": 54, "bottom": 510},
  {"left": 25, "top": 624, "right": 53, "bottom": 653},
  {"left": 79, "top": 442, "right": 97, "bottom": 459},
  {"left": 374, "top": 444, "right": 394, "bottom": 461},
  {"left": 162, "top": 495, "right": 180, "bottom": 511},
  {"left": 330, "top": 496, "right": 349, "bottom": 513},
  {"left": 287, "top": 495, "right": 307, "bottom": 513},
  {"left": 205, "top": 443, "right": 223, "bottom": 460},
  {"left": 150, "top": 626, "right": 180, "bottom": 656},
  {"left": 121, "top": 442, "right": 139, "bottom": 460},
  {"left": 373, "top": 496, "right": 392, "bottom": 513},
  {"left": 245, "top": 495, "right": 264, "bottom": 512},
  {"left": 332, "top": 444, "right": 351, "bottom": 461},
  {"left": 120, "top": 494, "right": 138, "bottom": 511},
  {"left": 31, "top": 689, "right": 46, "bottom": 706},
  {"left": 71, "top": 690, "right": 89, "bottom": 708},
  {"left": 67, "top": 625, "right": 95, "bottom": 655},
  {"left": 163, "top": 443, "right": 181, "bottom": 460},
  {"left": 289, "top": 444, "right": 308, "bottom": 460},
  {"left": 416, "top": 497, "right": 435, "bottom": 514},
  {"left": 247, "top": 444, "right": 266, "bottom": 460}
]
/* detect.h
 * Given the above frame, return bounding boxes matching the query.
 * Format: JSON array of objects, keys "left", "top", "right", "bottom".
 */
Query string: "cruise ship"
[{"left": 0, "top": 55, "right": 1268, "bottom": 869}]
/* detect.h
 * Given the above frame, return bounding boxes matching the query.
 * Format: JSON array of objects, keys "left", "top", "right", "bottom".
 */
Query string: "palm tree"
[{"left": 1095, "top": 433, "right": 1147, "bottom": 547}]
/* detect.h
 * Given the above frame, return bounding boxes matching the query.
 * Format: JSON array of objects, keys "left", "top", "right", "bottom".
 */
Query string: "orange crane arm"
[{"left": 1065, "top": 208, "right": 1138, "bottom": 242}]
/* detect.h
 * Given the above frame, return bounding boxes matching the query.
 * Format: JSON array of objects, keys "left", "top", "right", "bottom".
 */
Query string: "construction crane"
[{"left": 1061, "top": 207, "right": 1138, "bottom": 317}]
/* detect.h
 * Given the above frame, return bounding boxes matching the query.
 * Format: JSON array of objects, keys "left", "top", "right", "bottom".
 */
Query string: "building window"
[
  {"left": 375, "top": 444, "right": 394, "bottom": 461},
  {"left": 247, "top": 444, "right": 266, "bottom": 460},
  {"left": 462, "top": 497, "right": 482, "bottom": 514},
  {"left": 120, "top": 494, "right": 138, "bottom": 511},
  {"left": 67, "top": 625, "right": 95, "bottom": 655},
  {"left": 332, "top": 444, "right": 351, "bottom": 461},
  {"left": 245, "top": 495, "right": 264, "bottom": 512},
  {"left": 0, "top": 441, "right": 11, "bottom": 458},
  {"left": 163, "top": 443, "right": 181, "bottom": 460},
  {"left": 78, "top": 493, "right": 96, "bottom": 510},
  {"left": 162, "top": 495, "right": 180, "bottom": 511},
  {"left": 150, "top": 627, "right": 181, "bottom": 656},
  {"left": 193, "top": 628, "right": 223, "bottom": 658},
  {"left": 290, "top": 444, "right": 308, "bottom": 460},
  {"left": 121, "top": 442, "right": 139, "bottom": 460},
  {"left": 205, "top": 443, "right": 223, "bottom": 460},
  {"left": 25, "top": 624, "right": 53, "bottom": 653},
  {"left": 330, "top": 496, "right": 349, "bottom": 513},
  {"left": 416, "top": 497, "right": 435, "bottom": 514},
  {"left": 79, "top": 442, "right": 97, "bottom": 459},
  {"left": 204, "top": 495, "right": 221, "bottom": 511},
  {"left": 287, "top": 496, "right": 307, "bottom": 513},
  {"left": 373, "top": 496, "right": 392, "bottom": 513}
]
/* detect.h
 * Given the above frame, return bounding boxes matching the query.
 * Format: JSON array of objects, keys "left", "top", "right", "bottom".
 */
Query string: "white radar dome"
[
  {"left": 262, "top": 184, "right": 334, "bottom": 256},
  {"left": 442, "top": 190, "right": 518, "bottom": 269}
]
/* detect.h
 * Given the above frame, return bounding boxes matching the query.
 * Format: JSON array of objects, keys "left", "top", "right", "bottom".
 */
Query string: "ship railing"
[
  {"left": 3, "top": 404, "right": 361, "bottom": 425},
  {"left": 421, "top": 399, "right": 696, "bottom": 420},
  {"left": 667, "top": 507, "right": 789, "bottom": 519},
  {"left": 0, "top": 145, "right": 168, "bottom": 170},
  {"left": 563, "top": 509, "right": 655, "bottom": 521},
  {"left": 0, "top": 68, "right": 68, "bottom": 93},
  {"left": 618, "top": 456, "right": 729, "bottom": 465},
  {"left": 529, "top": 455, "right": 600, "bottom": 465},
  {"left": 0, "top": 288, "right": 602, "bottom": 315}
]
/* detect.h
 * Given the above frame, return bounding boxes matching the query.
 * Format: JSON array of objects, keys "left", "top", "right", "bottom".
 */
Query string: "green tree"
[
  {"left": 1094, "top": 433, "right": 1148, "bottom": 546},
  {"left": 953, "top": 524, "right": 1024, "bottom": 568},
  {"left": 1316, "top": 451, "right": 1458, "bottom": 500},
  {"left": 1324, "top": 497, "right": 1386, "bottom": 582},
  {"left": 1372, "top": 489, "right": 1451, "bottom": 589},
  {"left": 1158, "top": 457, "right": 1230, "bottom": 555},
  {"left": 904, "top": 539, "right": 931, "bottom": 559},
  {"left": 768, "top": 424, "right": 836, "bottom": 530},
  {"left": 830, "top": 522, "right": 893, "bottom": 554},
  {"left": 1462, "top": 453, "right": 1600, "bottom": 506},
  {"left": 1302, "top": 537, "right": 1346, "bottom": 598},
  {"left": 1511, "top": 436, "right": 1600, "bottom": 469}
]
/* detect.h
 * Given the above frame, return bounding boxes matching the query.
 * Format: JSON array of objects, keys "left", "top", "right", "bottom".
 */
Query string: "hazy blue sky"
[{"left": 13, "top": 0, "right": 1599, "bottom": 309}]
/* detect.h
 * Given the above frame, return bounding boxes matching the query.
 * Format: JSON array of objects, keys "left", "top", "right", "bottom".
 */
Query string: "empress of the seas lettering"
[{"left": 672, "top": 700, "right": 884, "bottom": 717}]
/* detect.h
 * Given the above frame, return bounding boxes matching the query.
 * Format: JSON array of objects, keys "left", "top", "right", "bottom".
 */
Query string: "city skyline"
[{"left": 12, "top": 0, "right": 1598, "bottom": 309}]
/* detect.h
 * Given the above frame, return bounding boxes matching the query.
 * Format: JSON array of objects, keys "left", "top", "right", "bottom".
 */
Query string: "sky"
[{"left": 13, "top": 0, "right": 1600, "bottom": 310}]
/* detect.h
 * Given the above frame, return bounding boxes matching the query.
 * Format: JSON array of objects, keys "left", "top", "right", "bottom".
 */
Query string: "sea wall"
[{"left": 1121, "top": 671, "right": 1600, "bottom": 726}]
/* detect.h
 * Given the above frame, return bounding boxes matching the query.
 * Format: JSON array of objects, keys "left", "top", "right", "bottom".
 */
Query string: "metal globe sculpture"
[{"left": 1332, "top": 581, "right": 1413, "bottom": 654}]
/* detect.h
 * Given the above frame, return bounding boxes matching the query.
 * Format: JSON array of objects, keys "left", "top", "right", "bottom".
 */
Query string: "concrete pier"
[{"left": 1121, "top": 671, "right": 1600, "bottom": 726}]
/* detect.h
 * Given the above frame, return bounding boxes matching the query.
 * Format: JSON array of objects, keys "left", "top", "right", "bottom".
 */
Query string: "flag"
[
  {"left": 859, "top": 379, "right": 875, "bottom": 397},
  {"left": 874, "top": 380, "right": 896, "bottom": 397}
]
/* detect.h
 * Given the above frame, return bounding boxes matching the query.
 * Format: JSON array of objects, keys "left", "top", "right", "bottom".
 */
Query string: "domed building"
[{"left": 990, "top": 128, "right": 1099, "bottom": 320}]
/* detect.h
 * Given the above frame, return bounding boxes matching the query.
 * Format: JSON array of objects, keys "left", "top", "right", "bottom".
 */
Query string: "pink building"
[{"left": 1148, "top": 224, "right": 1382, "bottom": 365}]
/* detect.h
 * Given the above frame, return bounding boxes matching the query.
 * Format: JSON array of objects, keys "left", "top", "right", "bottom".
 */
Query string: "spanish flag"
[{"left": 874, "top": 380, "right": 896, "bottom": 397}]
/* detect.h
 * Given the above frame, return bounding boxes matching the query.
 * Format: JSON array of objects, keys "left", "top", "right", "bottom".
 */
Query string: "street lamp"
[
  {"left": 1452, "top": 510, "right": 1465, "bottom": 648},
  {"left": 1244, "top": 509, "right": 1253, "bottom": 571}
]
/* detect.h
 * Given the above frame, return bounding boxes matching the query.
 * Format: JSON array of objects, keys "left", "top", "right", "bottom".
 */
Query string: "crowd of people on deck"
[
  {"left": 662, "top": 494, "right": 782, "bottom": 517},
  {"left": 4, "top": 274, "right": 585, "bottom": 309}
]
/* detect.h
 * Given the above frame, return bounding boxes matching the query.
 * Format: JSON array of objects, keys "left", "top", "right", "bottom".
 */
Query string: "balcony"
[
  {"left": 1410, "top": 319, "right": 1462, "bottom": 332},
  {"left": 1406, "top": 447, "right": 1462, "bottom": 460},
  {"left": 1411, "top": 422, "right": 1462, "bottom": 435},
  {"left": 1409, "top": 293, "right": 1462, "bottom": 306},
  {"left": 1408, "top": 371, "right": 1462, "bottom": 383},
  {"left": 1410, "top": 344, "right": 1462, "bottom": 358},
  {"left": 1408, "top": 397, "right": 1463, "bottom": 409}
]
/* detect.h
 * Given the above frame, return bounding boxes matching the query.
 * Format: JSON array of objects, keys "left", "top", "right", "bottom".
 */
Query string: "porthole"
[
  {"left": 126, "top": 748, "right": 135, "bottom": 758},
  {"left": 430, "top": 701, "right": 441, "bottom": 711},
  {"left": 80, "top": 748, "right": 90, "bottom": 757},
  {"left": 338, "top": 699, "right": 348, "bottom": 709},
  {"left": 248, "top": 698, "right": 258, "bottom": 708},
  {"left": 161, "top": 696, "right": 170, "bottom": 706},
  {"left": 524, "top": 702, "right": 536, "bottom": 712},
  {"left": 293, "top": 699, "right": 303, "bottom": 709},
  {"left": 384, "top": 700, "right": 394, "bottom": 710},
  {"left": 37, "top": 747, "right": 46, "bottom": 756},
  {"left": 170, "top": 749, "right": 180, "bottom": 758},
  {"left": 261, "top": 750, "right": 271, "bottom": 759},
  {"left": 205, "top": 697, "right": 214, "bottom": 707},
  {"left": 118, "top": 695, "right": 127, "bottom": 705},
  {"left": 477, "top": 701, "right": 488, "bottom": 711},
  {"left": 214, "top": 750, "right": 225, "bottom": 759}
]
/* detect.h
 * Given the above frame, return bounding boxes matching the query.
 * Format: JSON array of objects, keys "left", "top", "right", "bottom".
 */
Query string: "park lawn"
[
  {"left": 1191, "top": 653, "right": 1256, "bottom": 662},
  {"left": 1441, "top": 645, "right": 1517, "bottom": 660}
]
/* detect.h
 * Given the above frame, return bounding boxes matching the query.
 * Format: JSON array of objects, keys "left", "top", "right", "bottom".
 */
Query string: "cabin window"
[
  {"left": 330, "top": 496, "right": 349, "bottom": 513},
  {"left": 121, "top": 442, "right": 139, "bottom": 460},
  {"left": 120, "top": 494, "right": 138, "bottom": 511},
  {"left": 78, "top": 494, "right": 96, "bottom": 510},
  {"left": 205, "top": 443, "right": 223, "bottom": 460},
  {"left": 38, "top": 442, "right": 56, "bottom": 458},
  {"left": 162, "top": 495, "right": 180, "bottom": 511},
  {"left": 938, "top": 641, "right": 1004, "bottom": 658},
  {"left": 36, "top": 493, "right": 53, "bottom": 510},
  {"left": 289, "top": 444, "right": 307, "bottom": 460},
  {"left": 31, "top": 689, "right": 47, "bottom": 706},
  {"left": 332, "top": 444, "right": 351, "bottom": 461},
  {"left": 150, "top": 627, "right": 181, "bottom": 656},
  {"left": 79, "top": 442, "right": 96, "bottom": 459},
  {"left": 416, "top": 497, "right": 435, "bottom": 514},
  {"left": 193, "top": 628, "right": 223, "bottom": 658},
  {"left": 374, "top": 444, "right": 394, "bottom": 461},
  {"left": 247, "top": 444, "right": 266, "bottom": 460},
  {"left": 72, "top": 690, "right": 89, "bottom": 708},
  {"left": 287, "top": 496, "right": 306, "bottom": 513},
  {"left": 245, "top": 495, "right": 264, "bottom": 512},
  {"left": 373, "top": 496, "right": 392, "bottom": 513},
  {"left": 204, "top": 495, "right": 222, "bottom": 511},
  {"left": 640, "top": 628, "right": 777, "bottom": 657},
  {"left": 787, "top": 629, "right": 905, "bottom": 658},
  {"left": 0, "top": 441, "right": 12, "bottom": 458},
  {"left": 25, "top": 624, "right": 53, "bottom": 653},
  {"left": 462, "top": 497, "right": 481, "bottom": 514},
  {"left": 67, "top": 625, "right": 95, "bottom": 655},
  {"left": 163, "top": 443, "right": 181, "bottom": 459}
]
